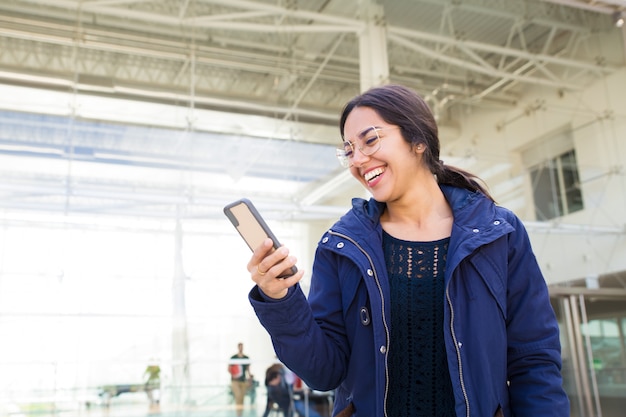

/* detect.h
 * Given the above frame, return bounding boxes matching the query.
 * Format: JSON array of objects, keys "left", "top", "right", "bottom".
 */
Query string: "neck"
[{"left": 381, "top": 181, "right": 453, "bottom": 241}]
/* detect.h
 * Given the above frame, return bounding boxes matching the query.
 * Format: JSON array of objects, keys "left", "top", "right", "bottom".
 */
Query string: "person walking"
[
  {"left": 143, "top": 361, "right": 161, "bottom": 406},
  {"left": 244, "top": 84, "right": 570, "bottom": 416},
  {"left": 228, "top": 342, "right": 251, "bottom": 416},
  {"left": 262, "top": 365, "right": 294, "bottom": 417}
]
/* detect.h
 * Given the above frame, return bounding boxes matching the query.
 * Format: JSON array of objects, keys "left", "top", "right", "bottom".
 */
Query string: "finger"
[
  {"left": 274, "top": 255, "right": 299, "bottom": 278},
  {"left": 247, "top": 238, "right": 274, "bottom": 273},
  {"left": 281, "top": 269, "right": 304, "bottom": 286},
  {"left": 255, "top": 245, "right": 292, "bottom": 277},
  {"left": 254, "top": 251, "right": 295, "bottom": 280}
]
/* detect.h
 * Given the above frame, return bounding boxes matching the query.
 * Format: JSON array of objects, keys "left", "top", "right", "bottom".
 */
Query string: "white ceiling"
[{"left": 0, "top": 0, "right": 624, "bottom": 221}]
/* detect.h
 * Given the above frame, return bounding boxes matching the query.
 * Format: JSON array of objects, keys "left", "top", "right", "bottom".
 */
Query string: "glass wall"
[
  {"left": 552, "top": 290, "right": 626, "bottom": 417},
  {"left": 0, "top": 106, "right": 334, "bottom": 416},
  {"left": 0, "top": 213, "right": 308, "bottom": 416}
]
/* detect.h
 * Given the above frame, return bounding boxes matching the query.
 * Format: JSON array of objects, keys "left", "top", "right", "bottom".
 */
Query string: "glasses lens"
[
  {"left": 336, "top": 148, "right": 350, "bottom": 168},
  {"left": 361, "top": 128, "right": 381, "bottom": 156},
  {"left": 342, "top": 141, "right": 354, "bottom": 158},
  {"left": 336, "top": 127, "right": 383, "bottom": 167}
]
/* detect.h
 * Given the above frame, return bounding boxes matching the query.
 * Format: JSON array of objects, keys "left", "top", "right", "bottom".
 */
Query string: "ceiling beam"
[{"left": 541, "top": 0, "right": 617, "bottom": 14}]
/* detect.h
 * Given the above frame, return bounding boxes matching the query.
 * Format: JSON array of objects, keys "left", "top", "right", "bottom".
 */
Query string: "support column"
[
  {"left": 358, "top": 0, "right": 390, "bottom": 91},
  {"left": 171, "top": 216, "right": 190, "bottom": 404},
  {"left": 621, "top": 23, "right": 626, "bottom": 65}
]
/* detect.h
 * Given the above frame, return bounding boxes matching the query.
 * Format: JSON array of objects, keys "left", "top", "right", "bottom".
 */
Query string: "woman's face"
[{"left": 343, "top": 106, "right": 427, "bottom": 203}]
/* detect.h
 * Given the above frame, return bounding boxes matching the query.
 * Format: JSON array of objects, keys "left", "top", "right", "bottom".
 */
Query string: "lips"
[{"left": 364, "top": 167, "right": 385, "bottom": 183}]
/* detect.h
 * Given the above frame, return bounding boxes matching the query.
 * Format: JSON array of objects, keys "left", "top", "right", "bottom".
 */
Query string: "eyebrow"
[{"left": 345, "top": 126, "right": 380, "bottom": 143}]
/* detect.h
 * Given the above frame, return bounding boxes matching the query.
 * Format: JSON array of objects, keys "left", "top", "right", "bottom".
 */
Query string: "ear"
[{"left": 414, "top": 143, "right": 426, "bottom": 154}]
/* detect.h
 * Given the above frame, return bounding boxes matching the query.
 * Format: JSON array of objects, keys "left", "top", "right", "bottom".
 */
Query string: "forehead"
[{"left": 343, "top": 107, "right": 384, "bottom": 138}]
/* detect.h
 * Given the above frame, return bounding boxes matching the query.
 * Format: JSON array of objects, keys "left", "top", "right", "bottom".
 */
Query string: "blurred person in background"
[
  {"left": 262, "top": 364, "right": 294, "bottom": 417},
  {"left": 143, "top": 360, "right": 161, "bottom": 407},
  {"left": 228, "top": 342, "right": 251, "bottom": 416}
]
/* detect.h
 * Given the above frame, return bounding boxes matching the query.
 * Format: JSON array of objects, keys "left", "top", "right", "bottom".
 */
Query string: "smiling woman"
[
  {"left": 0, "top": 2, "right": 624, "bottom": 417},
  {"left": 246, "top": 84, "right": 570, "bottom": 417}
]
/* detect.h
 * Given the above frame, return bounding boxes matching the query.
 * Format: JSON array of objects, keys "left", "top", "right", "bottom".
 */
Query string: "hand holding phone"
[{"left": 224, "top": 198, "right": 298, "bottom": 278}]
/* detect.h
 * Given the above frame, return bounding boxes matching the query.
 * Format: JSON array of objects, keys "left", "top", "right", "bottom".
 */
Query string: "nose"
[{"left": 350, "top": 146, "right": 370, "bottom": 167}]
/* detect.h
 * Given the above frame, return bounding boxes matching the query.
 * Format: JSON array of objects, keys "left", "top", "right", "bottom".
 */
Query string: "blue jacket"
[{"left": 250, "top": 185, "right": 569, "bottom": 417}]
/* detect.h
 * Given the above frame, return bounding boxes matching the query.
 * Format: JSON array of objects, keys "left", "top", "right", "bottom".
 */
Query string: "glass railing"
[{"left": 0, "top": 384, "right": 333, "bottom": 417}]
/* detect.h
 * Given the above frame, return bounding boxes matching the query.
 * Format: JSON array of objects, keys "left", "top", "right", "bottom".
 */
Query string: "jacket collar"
[
  {"left": 349, "top": 184, "right": 492, "bottom": 227},
  {"left": 332, "top": 185, "right": 514, "bottom": 283}
]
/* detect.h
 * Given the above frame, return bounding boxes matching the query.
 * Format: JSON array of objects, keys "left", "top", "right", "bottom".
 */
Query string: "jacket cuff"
[{"left": 249, "top": 284, "right": 297, "bottom": 303}]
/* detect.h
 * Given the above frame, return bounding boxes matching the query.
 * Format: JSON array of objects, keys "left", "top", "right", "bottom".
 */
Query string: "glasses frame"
[{"left": 336, "top": 126, "right": 396, "bottom": 168}]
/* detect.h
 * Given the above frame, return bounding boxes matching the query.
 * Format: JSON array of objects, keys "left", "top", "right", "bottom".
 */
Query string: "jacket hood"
[
  {"left": 330, "top": 185, "right": 509, "bottom": 268},
  {"left": 342, "top": 185, "right": 495, "bottom": 230}
]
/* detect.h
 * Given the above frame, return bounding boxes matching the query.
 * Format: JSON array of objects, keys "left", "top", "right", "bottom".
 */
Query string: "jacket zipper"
[
  {"left": 328, "top": 230, "right": 391, "bottom": 417},
  {"left": 446, "top": 283, "right": 470, "bottom": 417},
  {"left": 445, "top": 224, "right": 507, "bottom": 417}
]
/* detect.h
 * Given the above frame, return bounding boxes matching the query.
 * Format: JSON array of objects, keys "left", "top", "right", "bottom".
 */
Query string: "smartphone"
[{"left": 223, "top": 198, "right": 298, "bottom": 278}]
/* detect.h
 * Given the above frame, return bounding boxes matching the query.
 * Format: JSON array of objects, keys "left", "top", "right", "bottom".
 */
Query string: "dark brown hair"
[{"left": 339, "top": 84, "right": 493, "bottom": 201}]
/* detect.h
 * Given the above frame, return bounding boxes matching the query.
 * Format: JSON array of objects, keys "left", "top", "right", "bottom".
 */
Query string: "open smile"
[{"left": 364, "top": 167, "right": 385, "bottom": 184}]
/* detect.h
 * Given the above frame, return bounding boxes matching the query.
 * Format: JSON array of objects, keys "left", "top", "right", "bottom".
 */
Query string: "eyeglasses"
[{"left": 336, "top": 126, "right": 396, "bottom": 168}]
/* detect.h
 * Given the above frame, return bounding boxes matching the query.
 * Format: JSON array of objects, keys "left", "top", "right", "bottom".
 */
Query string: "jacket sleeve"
[
  {"left": 504, "top": 213, "right": 570, "bottom": 416},
  {"left": 249, "top": 247, "right": 350, "bottom": 391}
]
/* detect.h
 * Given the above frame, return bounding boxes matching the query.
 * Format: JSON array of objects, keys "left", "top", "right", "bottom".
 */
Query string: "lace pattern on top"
[{"left": 383, "top": 232, "right": 455, "bottom": 417}]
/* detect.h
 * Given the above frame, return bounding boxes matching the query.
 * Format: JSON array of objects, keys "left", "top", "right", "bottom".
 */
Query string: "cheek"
[{"left": 349, "top": 167, "right": 362, "bottom": 180}]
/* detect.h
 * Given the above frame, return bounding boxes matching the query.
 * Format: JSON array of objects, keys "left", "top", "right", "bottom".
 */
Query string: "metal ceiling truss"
[
  {"left": 0, "top": 0, "right": 623, "bottom": 225},
  {"left": 0, "top": 0, "right": 620, "bottom": 125}
]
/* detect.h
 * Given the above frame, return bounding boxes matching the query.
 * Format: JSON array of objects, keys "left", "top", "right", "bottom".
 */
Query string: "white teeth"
[{"left": 364, "top": 167, "right": 384, "bottom": 182}]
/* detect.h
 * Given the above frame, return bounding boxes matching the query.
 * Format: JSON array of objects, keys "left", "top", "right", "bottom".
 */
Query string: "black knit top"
[{"left": 383, "top": 231, "right": 456, "bottom": 417}]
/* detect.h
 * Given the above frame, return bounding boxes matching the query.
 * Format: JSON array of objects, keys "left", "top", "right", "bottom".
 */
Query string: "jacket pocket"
[
  {"left": 466, "top": 244, "right": 507, "bottom": 319},
  {"left": 337, "top": 261, "right": 363, "bottom": 306}
]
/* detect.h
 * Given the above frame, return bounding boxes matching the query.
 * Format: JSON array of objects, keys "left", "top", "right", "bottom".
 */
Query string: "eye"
[
  {"left": 364, "top": 133, "right": 379, "bottom": 147},
  {"left": 343, "top": 142, "right": 354, "bottom": 157}
]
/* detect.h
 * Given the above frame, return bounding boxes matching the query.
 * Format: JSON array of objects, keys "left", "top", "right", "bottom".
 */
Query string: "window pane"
[
  {"left": 531, "top": 163, "right": 563, "bottom": 220},
  {"left": 560, "top": 150, "right": 584, "bottom": 214},
  {"left": 531, "top": 149, "right": 583, "bottom": 220}
]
